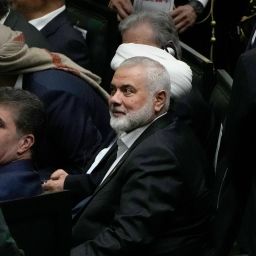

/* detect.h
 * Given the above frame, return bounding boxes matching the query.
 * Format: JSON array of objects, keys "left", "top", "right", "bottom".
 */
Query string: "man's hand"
[
  {"left": 42, "top": 169, "right": 68, "bottom": 192},
  {"left": 108, "top": 0, "right": 133, "bottom": 20},
  {"left": 171, "top": 4, "right": 197, "bottom": 33}
]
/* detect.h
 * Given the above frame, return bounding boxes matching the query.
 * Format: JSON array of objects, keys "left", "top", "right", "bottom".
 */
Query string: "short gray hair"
[
  {"left": 119, "top": 11, "right": 181, "bottom": 59},
  {"left": 119, "top": 56, "right": 171, "bottom": 112}
]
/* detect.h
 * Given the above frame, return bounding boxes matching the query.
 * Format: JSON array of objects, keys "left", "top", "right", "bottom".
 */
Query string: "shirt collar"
[
  {"left": 14, "top": 74, "right": 23, "bottom": 89},
  {"left": 29, "top": 5, "right": 65, "bottom": 30},
  {"left": 0, "top": 10, "right": 10, "bottom": 24},
  {"left": 118, "top": 112, "right": 167, "bottom": 150}
]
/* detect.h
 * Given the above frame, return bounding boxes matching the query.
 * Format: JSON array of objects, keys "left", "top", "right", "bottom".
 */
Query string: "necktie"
[{"left": 71, "top": 141, "right": 118, "bottom": 219}]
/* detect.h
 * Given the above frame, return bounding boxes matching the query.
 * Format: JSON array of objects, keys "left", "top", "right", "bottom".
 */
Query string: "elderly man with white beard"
[{"left": 43, "top": 56, "right": 213, "bottom": 256}]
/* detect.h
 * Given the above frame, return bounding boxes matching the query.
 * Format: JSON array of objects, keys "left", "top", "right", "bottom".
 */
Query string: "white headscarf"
[{"left": 111, "top": 43, "right": 192, "bottom": 99}]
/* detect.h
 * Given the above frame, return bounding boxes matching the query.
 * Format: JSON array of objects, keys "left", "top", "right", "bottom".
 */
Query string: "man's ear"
[
  {"left": 154, "top": 90, "right": 167, "bottom": 113},
  {"left": 17, "top": 134, "right": 35, "bottom": 155}
]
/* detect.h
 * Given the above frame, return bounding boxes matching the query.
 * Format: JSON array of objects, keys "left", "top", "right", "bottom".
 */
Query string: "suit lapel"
[
  {"left": 73, "top": 112, "right": 175, "bottom": 220},
  {"left": 4, "top": 10, "right": 18, "bottom": 28},
  {"left": 41, "top": 11, "right": 67, "bottom": 37},
  {"left": 93, "top": 112, "right": 174, "bottom": 193}
]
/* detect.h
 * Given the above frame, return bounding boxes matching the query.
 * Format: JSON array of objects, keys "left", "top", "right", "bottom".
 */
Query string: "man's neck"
[
  {"left": 28, "top": 5, "right": 65, "bottom": 30},
  {"left": 24, "top": 2, "right": 64, "bottom": 20}
]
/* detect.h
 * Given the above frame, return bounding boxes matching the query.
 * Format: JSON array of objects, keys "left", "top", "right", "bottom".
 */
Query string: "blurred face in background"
[{"left": 121, "top": 22, "right": 159, "bottom": 47}]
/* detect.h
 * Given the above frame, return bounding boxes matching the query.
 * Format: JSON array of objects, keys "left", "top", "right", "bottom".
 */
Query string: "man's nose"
[{"left": 109, "top": 90, "right": 122, "bottom": 105}]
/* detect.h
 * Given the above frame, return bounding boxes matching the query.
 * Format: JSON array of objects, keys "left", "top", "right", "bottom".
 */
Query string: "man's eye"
[
  {"left": 122, "top": 87, "right": 134, "bottom": 95},
  {"left": 110, "top": 87, "right": 117, "bottom": 96}
]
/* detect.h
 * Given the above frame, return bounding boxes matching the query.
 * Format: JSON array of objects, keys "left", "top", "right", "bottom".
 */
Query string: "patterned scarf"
[{"left": 0, "top": 24, "right": 109, "bottom": 100}]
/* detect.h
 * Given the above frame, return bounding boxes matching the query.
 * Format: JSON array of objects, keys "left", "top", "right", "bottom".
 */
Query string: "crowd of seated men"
[{"left": 0, "top": 0, "right": 256, "bottom": 255}]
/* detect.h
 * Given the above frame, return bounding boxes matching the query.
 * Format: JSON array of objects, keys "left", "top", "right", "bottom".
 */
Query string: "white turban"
[{"left": 111, "top": 43, "right": 192, "bottom": 99}]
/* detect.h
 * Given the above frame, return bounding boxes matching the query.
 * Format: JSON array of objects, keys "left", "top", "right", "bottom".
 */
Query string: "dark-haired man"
[{"left": 0, "top": 87, "right": 45, "bottom": 201}]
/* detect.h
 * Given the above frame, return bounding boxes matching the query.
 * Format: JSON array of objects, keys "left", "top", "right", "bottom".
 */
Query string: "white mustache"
[{"left": 110, "top": 106, "right": 127, "bottom": 114}]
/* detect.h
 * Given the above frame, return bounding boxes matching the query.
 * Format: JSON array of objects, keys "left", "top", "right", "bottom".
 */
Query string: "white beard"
[{"left": 110, "top": 99, "right": 155, "bottom": 134}]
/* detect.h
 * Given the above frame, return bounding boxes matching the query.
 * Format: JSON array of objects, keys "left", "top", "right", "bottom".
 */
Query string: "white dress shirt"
[
  {"left": 0, "top": 10, "right": 9, "bottom": 24},
  {"left": 251, "top": 29, "right": 256, "bottom": 46},
  {"left": 14, "top": 74, "right": 23, "bottom": 89},
  {"left": 87, "top": 113, "right": 167, "bottom": 184},
  {"left": 86, "top": 125, "right": 150, "bottom": 183},
  {"left": 28, "top": 5, "right": 87, "bottom": 40},
  {"left": 29, "top": 5, "right": 65, "bottom": 30}
]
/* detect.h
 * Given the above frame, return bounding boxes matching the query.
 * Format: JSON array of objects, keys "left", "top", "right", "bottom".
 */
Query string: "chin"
[{"left": 110, "top": 116, "right": 130, "bottom": 134}]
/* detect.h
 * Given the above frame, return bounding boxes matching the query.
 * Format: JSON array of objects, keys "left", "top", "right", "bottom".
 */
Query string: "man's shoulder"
[
  {"left": 145, "top": 119, "right": 198, "bottom": 149},
  {"left": 23, "top": 70, "right": 106, "bottom": 106},
  {"left": 131, "top": 117, "right": 198, "bottom": 155},
  {"left": 42, "top": 11, "right": 83, "bottom": 39},
  {"left": 24, "top": 69, "right": 87, "bottom": 88},
  {"left": 4, "top": 10, "right": 49, "bottom": 49},
  {"left": 0, "top": 160, "right": 35, "bottom": 179}
]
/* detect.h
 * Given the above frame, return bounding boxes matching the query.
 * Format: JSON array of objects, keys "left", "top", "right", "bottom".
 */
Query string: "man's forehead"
[
  {"left": 122, "top": 22, "right": 155, "bottom": 43},
  {"left": 0, "top": 104, "right": 16, "bottom": 121},
  {"left": 113, "top": 65, "right": 146, "bottom": 82}
]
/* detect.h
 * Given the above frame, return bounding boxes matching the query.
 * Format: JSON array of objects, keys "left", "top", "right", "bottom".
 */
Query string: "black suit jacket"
[
  {"left": 22, "top": 69, "right": 114, "bottom": 177},
  {"left": 0, "top": 209, "right": 23, "bottom": 256},
  {"left": 41, "top": 10, "right": 90, "bottom": 68},
  {"left": 213, "top": 48, "right": 256, "bottom": 256},
  {"left": 70, "top": 114, "right": 213, "bottom": 256},
  {"left": 4, "top": 10, "right": 49, "bottom": 49}
]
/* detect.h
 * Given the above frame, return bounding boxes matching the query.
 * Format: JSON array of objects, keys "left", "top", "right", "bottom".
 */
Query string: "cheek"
[
  {"left": 0, "top": 136, "right": 19, "bottom": 163},
  {"left": 125, "top": 99, "right": 145, "bottom": 111}
]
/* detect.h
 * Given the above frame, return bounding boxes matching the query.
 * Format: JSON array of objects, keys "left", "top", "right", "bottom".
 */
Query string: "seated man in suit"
[
  {"left": 44, "top": 56, "right": 213, "bottom": 256},
  {"left": 0, "top": 87, "right": 44, "bottom": 201},
  {"left": 0, "top": 24, "right": 114, "bottom": 178},
  {"left": 10, "top": 0, "right": 90, "bottom": 68},
  {"left": 0, "top": 208, "right": 24, "bottom": 255},
  {"left": 0, "top": 0, "right": 49, "bottom": 48},
  {"left": 115, "top": 11, "right": 214, "bottom": 171},
  {"left": 213, "top": 47, "right": 256, "bottom": 256}
]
